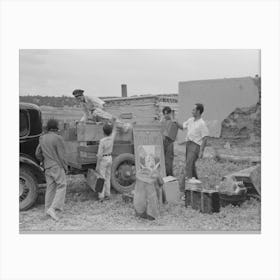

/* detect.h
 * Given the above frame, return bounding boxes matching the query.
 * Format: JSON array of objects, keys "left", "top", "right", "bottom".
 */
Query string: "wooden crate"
[
  {"left": 200, "top": 190, "right": 220, "bottom": 213},
  {"left": 76, "top": 121, "right": 133, "bottom": 143},
  {"left": 77, "top": 122, "right": 104, "bottom": 142},
  {"left": 185, "top": 187, "right": 220, "bottom": 214}
]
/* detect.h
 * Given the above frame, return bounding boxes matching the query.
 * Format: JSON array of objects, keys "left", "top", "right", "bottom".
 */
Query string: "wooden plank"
[
  {"left": 78, "top": 143, "right": 134, "bottom": 156},
  {"left": 217, "top": 153, "right": 261, "bottom": 164}
]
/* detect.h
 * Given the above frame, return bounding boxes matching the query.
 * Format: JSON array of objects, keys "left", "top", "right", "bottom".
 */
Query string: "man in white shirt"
[
  {"left": 177, "top": 103, "right": 209, "bottom": 180},
  {"left": 72, "top": 89, "right": 113, "bottom": 122}
]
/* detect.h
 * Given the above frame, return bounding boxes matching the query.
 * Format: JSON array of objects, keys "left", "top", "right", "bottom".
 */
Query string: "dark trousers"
[
  {"left": 163, "top": 137, "right": 174, "bottom": 176},
  {"left": 162, "top": 136, "right": 174, "bottom": 203},
  {"left": 185, "top": 141, "right": 200, "bottom": 179}
]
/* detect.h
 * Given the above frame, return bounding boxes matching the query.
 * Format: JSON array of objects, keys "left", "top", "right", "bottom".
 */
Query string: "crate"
[
  {"left": 185, "top": 187, "right": 220, "bottom": 214},
  {"left": 77, "top": 121, "right": 133, "bottom": 143},
  {"left": 77, "top": 122, "right": 104, "bottom": 142},
  {"left": 200, "top": 190, "right": 220, "bottom": 213}
]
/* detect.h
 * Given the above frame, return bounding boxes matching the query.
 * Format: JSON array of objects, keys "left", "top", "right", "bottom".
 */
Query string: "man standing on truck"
[
  {"left": 73, "top": 88, "right": 132, "bottom": 133},
  {"left": 35, "top": 119, "right": 68, "bottom": 221},
  {"left": 72, "top": 89, "right": 113, "bottom": 122}
]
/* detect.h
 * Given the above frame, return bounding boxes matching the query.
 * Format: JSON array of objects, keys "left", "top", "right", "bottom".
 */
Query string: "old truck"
[
  {"left": 19, "top": 103, "right": 137, "bottom": 210},
  {"left": 20, "top": 103, "right": 46, "bottom": 210},
  {"left": 63, "top": 121, "right": 136, "bottom": 194}
]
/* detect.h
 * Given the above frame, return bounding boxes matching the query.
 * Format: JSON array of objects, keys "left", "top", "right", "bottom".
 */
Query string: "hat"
[{"left": 72, "top": 89, "right": 84, "bottom": 97}]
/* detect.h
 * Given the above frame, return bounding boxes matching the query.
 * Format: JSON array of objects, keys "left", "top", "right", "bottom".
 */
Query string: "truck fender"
[{"left": 20, "top": 154, "right": 45, "bottom": 183}]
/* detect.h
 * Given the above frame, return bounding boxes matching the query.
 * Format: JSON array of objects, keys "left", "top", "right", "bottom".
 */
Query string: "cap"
[{"left": 72, "top": 89, "right": 84, "bottom": 97}]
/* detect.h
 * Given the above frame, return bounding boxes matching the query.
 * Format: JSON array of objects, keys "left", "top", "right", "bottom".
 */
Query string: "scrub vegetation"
[{"left": 19, "top": 144, "right": 261, "bottom": 233}]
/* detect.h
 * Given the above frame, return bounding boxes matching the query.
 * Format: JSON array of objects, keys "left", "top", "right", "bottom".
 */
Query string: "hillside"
[{"left": 19, "top": 95, "right": 118, "bottom": 107}]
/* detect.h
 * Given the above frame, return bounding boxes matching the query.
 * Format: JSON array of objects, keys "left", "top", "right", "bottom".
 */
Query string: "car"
[{"left": 20, "top": 103, "right": 45, "bottom": 210}]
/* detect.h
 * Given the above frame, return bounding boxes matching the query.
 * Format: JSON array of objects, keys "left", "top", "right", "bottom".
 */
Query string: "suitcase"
[
  {"left": 86, "top": 169, "right": 104, "bottom": 193},
  {"left": 200, "top": 189, "right": 220, "bottom": 213},
  {"left": 185, "top": 187, "right": 220, "bottom": 214}
]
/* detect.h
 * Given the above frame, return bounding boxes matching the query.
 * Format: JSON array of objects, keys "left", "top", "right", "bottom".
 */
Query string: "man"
[
  {"left": 177, "top": 103, "right": 209, "bottom": 181},
  {"left": 35, "top": 119, "right": 68, "bottom": 221},
  {"left": 72, "top": 89, "right": 113, "bottom": 122},
  {"left": 160, "top": 106, "right": 180, "bottom": 176}
]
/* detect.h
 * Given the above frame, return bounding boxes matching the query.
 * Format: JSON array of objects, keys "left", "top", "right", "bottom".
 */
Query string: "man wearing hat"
[{"left": 72, "top": 89, "right": 113, "bottom": 122}]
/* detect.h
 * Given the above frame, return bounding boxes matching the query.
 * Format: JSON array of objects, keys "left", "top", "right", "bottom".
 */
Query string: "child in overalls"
[{"left": 96, "top": 120, "right": 117, "bottom": 201}]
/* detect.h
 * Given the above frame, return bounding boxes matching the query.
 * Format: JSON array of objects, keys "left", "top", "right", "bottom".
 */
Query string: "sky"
[{"left": 19, "top": 49, "right": 260, "bottom": 97}]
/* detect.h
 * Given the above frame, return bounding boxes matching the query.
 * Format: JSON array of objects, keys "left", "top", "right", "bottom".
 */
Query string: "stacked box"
[{"left": 185, "top": 187, "right": 220, "bottom": 214}]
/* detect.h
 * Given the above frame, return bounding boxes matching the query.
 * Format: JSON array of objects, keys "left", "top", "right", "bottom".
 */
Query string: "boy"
[
  {"left": 160, "top": 106, "right": 180, "bottom": 176},
  {"left": 96, "top": 119, "right": 117, "bottom": 201},
  {"left": 35, "top": 119, "right": 68, "bottom": 221}
]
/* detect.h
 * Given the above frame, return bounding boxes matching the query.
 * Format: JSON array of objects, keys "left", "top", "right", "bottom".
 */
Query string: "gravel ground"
[{"left": 19, "top": 148, "right": 261, "bottom": 233}]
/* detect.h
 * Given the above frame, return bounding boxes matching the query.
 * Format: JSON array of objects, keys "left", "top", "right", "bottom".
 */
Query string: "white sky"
[{"left": 19, "top": 49, "right": 260, "bottom": 97}]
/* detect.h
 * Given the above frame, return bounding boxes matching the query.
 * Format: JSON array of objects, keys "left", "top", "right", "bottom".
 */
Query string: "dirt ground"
[{"left": 19, "top": 143, "right": 261, "bottom": 233}]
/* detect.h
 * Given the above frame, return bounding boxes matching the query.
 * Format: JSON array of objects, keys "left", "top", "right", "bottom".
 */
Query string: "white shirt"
[
  {"left": 183, "top": 117, "right": 209, "bottom": 146},
  {"left": 80, "top": 96, "right": 106, "bottom": 122}
]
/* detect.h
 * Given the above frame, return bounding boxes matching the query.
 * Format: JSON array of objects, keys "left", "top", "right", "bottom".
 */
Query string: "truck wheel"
[
  {"left": 19, "top": 166, "right": 38, "bottom": 211},
  {"left": 111, "top": 153, "right": 136, "bottom": 193}
]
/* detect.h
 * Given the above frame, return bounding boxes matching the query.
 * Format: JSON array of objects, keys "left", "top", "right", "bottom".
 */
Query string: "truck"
[
  {"left": 20, "top": 103, "right": 46, "bottom": 210},
  {"left": 19, "top": 103, "right": 137, "bottom": 211}
]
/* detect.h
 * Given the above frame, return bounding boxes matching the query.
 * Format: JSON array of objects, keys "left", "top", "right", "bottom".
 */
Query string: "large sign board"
[{"left": 133, "top": 124, "right": 166, "bottom": 178}]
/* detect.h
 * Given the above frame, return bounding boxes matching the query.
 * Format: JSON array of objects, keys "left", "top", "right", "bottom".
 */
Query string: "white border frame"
[{"left": 1, "top": 1, "right": 280, "bottom": 280}]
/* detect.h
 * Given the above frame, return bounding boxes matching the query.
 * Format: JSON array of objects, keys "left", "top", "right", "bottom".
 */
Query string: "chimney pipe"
[{"left": 121, "top": 84, "right": 127, "bottom": 98}]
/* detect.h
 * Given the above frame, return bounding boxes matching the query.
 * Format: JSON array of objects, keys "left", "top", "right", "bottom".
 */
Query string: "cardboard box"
[{"left": 163, "top": 176, "right": 180, "bottom": 204}]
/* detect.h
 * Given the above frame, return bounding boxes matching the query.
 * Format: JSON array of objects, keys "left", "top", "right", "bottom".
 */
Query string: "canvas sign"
[{"left": 133, "top": 124, "right": 166, "bottom": 178}]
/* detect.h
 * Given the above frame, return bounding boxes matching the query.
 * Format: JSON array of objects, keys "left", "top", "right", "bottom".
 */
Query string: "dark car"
[{"left": 20, "top": 103, "right": 45, "bottom": 210}]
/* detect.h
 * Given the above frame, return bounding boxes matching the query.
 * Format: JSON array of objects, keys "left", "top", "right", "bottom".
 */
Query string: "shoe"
[
  {"left": 104, "top": 196, "right": 110, "bottom": 200},
  {"left": 46, "top": 208, "right": 59, "bottom": 221}
]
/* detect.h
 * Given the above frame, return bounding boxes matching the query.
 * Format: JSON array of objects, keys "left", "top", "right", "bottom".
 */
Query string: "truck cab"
[{"left": 20, "top": 103, "right": 45, "bottom": 210}]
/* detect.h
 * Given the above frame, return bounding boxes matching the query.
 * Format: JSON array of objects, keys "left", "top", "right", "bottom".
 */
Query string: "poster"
[{"left": 133, "top": 124, "right": 166, "bottom": 177}]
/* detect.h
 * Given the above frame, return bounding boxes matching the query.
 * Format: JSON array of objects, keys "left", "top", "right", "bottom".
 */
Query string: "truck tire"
[
  {"left": 19, "top": 166, "right": 39, "bottom": 211},
  {"left": 111, "top": 153, "right": 136, "bottom": 193}
]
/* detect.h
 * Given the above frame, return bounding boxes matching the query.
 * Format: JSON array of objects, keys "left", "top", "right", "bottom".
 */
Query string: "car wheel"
[
  {"left": 111, "top": 153, "right": 136, "bottom": 193},
  {"left": 19, "top": 166, "right": 38, "bottom": 211}
]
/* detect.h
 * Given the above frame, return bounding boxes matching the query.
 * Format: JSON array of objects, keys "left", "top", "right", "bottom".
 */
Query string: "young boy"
[{"left": 96, "top": 119, "right": 117, "bottom": 201}]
